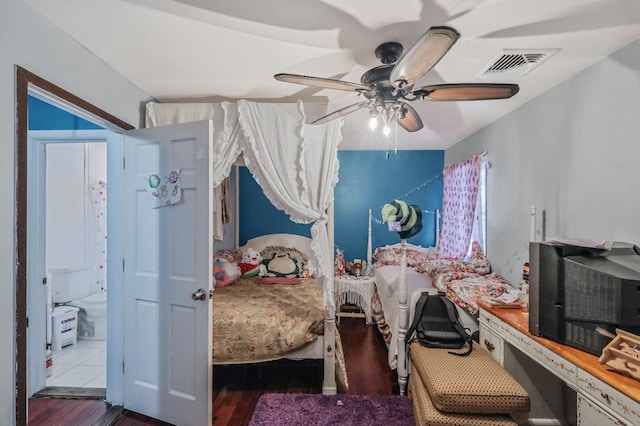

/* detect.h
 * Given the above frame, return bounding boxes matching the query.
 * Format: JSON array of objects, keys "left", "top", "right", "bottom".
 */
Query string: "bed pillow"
[
  {"left": 467, "top": 241, "right": 491, "bottom": 275},
  {"left": 213, "top": 249, "right": 242, "bottom": 264},
  {"left": 213, "top": 258, "right": 240, "bottom": 287}
]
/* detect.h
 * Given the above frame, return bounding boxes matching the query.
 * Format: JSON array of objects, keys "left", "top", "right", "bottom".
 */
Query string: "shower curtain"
[{"left": 91, "top": 183, "right": 107, "bottom": 291}]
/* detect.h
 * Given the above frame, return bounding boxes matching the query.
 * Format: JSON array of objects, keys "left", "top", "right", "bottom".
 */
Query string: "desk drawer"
[
  {"left": 577, "top": 370, "right": 640, "bottom": 426},
  {"left": 578, "top": 393, "right": 627, "bottom": 425},
  {"left": 479, "top": 323, "right": 503, "bottom": 364}
]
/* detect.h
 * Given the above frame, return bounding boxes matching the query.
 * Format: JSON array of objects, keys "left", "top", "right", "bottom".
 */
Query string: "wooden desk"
[{"left": 479, "top": 302, "right": 640, "bottom": 425}]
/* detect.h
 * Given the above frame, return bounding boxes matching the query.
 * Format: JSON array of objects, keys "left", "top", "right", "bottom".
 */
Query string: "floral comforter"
[
  {"left": 415, "top": 242, "right": 517, "bottom": 316},
  {"left": 212, "top": 276, "right": 324, "bottom": 364},
  {"left": 372, "top": 242, "right": 518, "bottom": 328},
  {"left": 430, "top": 271, "right": 515, "bottom": 316}
]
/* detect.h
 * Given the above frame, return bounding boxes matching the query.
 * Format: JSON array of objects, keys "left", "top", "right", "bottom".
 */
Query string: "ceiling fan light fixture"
[{"left": 369, "top": 115, "right": 378, "bottom": 131}]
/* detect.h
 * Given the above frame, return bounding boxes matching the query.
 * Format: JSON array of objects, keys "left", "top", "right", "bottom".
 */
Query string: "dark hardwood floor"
[{"left": 27, "top": 318, "right": 397, "bottom": 426}]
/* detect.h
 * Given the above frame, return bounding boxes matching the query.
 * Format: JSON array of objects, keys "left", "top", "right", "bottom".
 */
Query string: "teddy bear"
[{"left": 238, "top": 247, "right": 262, "bottom": 278}]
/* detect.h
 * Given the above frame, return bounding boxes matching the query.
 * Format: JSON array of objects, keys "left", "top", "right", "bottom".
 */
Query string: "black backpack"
[{"left": 406, "top": 291, "right": 473, "bottom": 356}]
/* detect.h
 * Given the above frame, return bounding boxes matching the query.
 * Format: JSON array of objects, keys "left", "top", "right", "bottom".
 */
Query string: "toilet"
[
  {"left": 49, "top": 264, "right": 107, "bottom": 341},
  {"left": 73, "top": 291, "right": 107, "bottom": 340}
]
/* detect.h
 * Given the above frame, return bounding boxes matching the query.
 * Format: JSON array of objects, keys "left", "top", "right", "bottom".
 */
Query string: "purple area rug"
[{"left": 249, "top": 393, "right": 414, "bottom": 426}]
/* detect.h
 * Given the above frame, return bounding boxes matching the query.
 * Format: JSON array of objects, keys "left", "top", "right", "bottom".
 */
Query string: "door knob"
[{"left": 191, "top": 288, "right": 207, "bottom": 301}]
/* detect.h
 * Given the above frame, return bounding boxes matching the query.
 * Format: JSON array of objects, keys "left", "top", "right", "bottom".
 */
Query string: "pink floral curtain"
[{"left": 437, "top": 153, "right": 482, "bottom": 259}]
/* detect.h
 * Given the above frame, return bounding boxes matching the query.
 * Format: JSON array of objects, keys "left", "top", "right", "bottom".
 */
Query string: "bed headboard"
[{"left": 367, "top": 208, "right": 440, "bottom": 266}]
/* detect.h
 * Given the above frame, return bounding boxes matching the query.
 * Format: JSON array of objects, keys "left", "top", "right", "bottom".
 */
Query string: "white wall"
[
  {"left": 1, "top": 1, "right": 150, "bottom": 423},
  {"left": 445, "top": 38, "right": 640, "bottom": 286}
]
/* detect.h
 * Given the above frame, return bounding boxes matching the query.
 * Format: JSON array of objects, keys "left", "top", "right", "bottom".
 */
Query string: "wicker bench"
[{"left": 408, "top": 342, "right": 530, "bottom": 425}]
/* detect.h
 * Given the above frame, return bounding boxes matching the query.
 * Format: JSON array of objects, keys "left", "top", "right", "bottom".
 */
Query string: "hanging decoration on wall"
[{"left": 148, "top": 169, "right": 182, "bottom": 208}]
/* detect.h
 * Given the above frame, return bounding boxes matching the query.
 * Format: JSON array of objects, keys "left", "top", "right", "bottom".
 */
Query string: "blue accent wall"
[
  {"left": 239, "top": 150, "right": 444, "bottom": 262},
  {"left": 28, "top": 96, "right": 102, "bottom": 130},
  {"left": 238, "top": 167, "right": 312, "bottom": 244},
  {"left": 335, "top": 150, "right": 444, "bottom": 262}
]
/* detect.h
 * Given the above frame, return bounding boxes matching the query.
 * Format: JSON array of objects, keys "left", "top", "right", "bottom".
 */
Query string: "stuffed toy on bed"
[
  {"left": 213, "top": 258, "right": 240, "bottom": 287},
  {"left": 238, "top": 247, "right": 262, "bottom": 278},
  {"left": 261, "top": 252, "right": 301, "bottom": 278}
]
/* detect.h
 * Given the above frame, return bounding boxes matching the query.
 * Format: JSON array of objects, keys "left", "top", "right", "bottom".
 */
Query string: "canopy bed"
[
  {"left": 145, "top": 100, "right": 343, "bottom": 394},
  {"left": 211, "top": 233, "right": 327, "bottom": 364}
]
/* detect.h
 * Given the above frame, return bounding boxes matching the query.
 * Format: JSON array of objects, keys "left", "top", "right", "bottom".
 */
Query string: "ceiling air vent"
[{"left": 478, "top": 49, "right": 560, "bottom": 77}]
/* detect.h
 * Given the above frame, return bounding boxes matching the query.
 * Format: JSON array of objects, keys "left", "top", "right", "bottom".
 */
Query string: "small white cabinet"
[
  {"left": 479, "top": 307, "right": 640, "bottom": 426},
  {"left": 335, "top": 275, "right": 374, "bottom": 324}
]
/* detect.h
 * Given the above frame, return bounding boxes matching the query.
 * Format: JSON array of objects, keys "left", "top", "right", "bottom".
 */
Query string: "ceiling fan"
[{"left": 274, "top": 26, "right": 519, "bottom": 133}]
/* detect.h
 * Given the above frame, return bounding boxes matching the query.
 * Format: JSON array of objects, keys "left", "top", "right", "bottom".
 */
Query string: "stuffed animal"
[
  {"left": 213, "top": 258, "right": 240, "bottom": 287},
  {"left": 262, "top": 252, "right": 300, "bottom": 278},
  {"left": 336, "top": 248, "right": 345, "bottom": 277},
  {"left": 238, "top": 247, "right": 262, "bottom": 278}
]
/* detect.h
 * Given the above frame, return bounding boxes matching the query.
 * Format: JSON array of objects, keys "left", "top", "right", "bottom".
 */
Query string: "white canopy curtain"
[
  {"left": 145, "top": 100, "right": 342, "bottom": 311},
  {"left": 237, "top": 101, "right": 342, "bottom": 309}
]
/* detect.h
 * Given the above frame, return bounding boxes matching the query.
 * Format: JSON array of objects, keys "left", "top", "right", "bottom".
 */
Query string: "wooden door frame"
[{"left": 15, "top": 66, "right": 134, "bottom": 424}]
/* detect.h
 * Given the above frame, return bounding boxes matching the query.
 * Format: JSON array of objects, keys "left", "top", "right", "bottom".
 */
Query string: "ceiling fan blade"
[
  {"left": 275, "top": 73, "right": 372, "bottom": 93},
  {"left": 390, "top": 26, "right": 460, "bottom": 90},
  {"left": 413, "top": 83, "right": 520, "bottom": 101},
  {"left": 311, "top": 101, "right": 372, "bottom": 125},
  {"left": 396, "top": 102, "right": 423, "bottom": 132}
]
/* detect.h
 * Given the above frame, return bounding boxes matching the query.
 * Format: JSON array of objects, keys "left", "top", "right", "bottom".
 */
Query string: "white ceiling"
[{"left": 25, "top": 0, "right": 640, "bottom": 150}]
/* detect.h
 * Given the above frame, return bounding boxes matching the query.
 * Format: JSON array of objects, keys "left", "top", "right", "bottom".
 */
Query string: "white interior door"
[{"left": 122, "top": 120, "right": 213, "bottom": 426}]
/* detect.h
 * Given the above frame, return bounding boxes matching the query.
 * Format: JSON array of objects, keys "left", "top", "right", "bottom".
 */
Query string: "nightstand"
[{"left": 335, "top": 275, "right": 375, "bottom": 324}]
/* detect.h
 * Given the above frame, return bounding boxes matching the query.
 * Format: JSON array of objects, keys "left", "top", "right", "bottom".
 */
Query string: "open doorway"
[
  {"left": 28, "top": 128, "right": 109, "bottom": 397},
  {"left": 15, "top": 66, "right": 134, "bottom": 424}
]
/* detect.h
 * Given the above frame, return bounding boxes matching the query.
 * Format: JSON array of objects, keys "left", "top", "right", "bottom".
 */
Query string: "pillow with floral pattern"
[{"left": 467, "top": 241, "right": 491, "bottom": 275}]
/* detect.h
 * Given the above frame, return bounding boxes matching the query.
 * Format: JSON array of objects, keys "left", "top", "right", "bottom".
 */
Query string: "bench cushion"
[
  {"left": 409, "top": 364, "right": 518, "bottom": 426},
  {"left": 410, "top": 342, "right": 530, "bottom": 414}
]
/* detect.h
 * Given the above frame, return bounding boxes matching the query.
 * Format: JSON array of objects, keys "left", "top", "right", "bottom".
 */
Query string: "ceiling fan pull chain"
[{"left": 394, "top": 120, "right": 399, "bottom": 155}]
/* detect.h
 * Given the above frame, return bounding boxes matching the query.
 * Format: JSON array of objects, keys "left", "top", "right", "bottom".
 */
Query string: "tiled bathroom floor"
[{"left": 46, "top": 339, "right": 106, "bottom": 388}]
